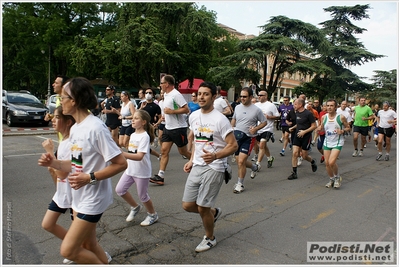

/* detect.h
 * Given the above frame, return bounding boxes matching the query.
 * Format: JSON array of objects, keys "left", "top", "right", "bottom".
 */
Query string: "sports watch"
[{"left": 89, "top": 172, "right": 97, "bottom": 185}]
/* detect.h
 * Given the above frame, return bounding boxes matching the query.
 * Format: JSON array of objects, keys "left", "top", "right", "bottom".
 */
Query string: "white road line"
[
  {"left": 36, "top": 136, "right": 59, "bottom": 143},
  {"left": 4, "top": 153, "right": 43, "bottom": 158}
]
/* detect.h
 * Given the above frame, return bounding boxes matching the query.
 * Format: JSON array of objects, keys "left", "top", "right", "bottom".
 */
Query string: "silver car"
[{"left": 46, "top": 94, "right": 57, "bottom": 114}]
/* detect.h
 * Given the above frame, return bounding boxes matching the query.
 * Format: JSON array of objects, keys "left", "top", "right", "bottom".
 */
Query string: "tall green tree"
[
  {"left": 294, "top": 4, "right": 384, "bottom": 103},
  {"left": 209, "top": 16, "right": 328, "bottom": 96},
  {"left": 367, "top": 69, "right": 397, "bottom": 107}
]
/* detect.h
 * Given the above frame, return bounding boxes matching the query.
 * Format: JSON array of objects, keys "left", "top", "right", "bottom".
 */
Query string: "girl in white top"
[
  {"left": 41, "top": 105, "right": 75, "bottom": 243},
  {"left": 115, "top": 110, "right": 158, "bottom": 226},
  {"left": 117, "top": 91, "right": 136, "bottom": 149},
  {"left": 38, "top": 77, "right": 127, "bottom": 264}
]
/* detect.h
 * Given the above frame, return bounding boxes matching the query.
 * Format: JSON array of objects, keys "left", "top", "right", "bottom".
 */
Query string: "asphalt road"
[{"left": 2, "top": 127, "right": 397, "bottom": 265}]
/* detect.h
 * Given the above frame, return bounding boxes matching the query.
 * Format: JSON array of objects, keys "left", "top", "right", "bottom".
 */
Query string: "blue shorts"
[
  {"left": 77, "top": 212, "right": 103, "bottom": 223},
  {"left": 119, "top": 125, "right": 134, "bottom": 136},
  {"left": 234, "top": 130, "right": 256, "bottom": 156},
  {"left": 48, "top": 200, "right": 73, "bottom": 220}
]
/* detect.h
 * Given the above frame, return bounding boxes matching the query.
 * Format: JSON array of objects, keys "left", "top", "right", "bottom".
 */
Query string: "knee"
[
  {"left": 115, "top": 186, "right": 126, "bottom": 197},
  {"left": 60, "top": 243, "right": 75, "bottom": 260},
  {"left": 41, "top": 220, "right": 53, "bottom": 232},
  {"left": 182, "top": 202, "right": 196, "bottom": 212}
]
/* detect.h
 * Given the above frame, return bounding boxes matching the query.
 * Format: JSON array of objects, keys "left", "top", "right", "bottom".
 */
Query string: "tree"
[
  {"left": 367, "top": 69, "right": 397, "bottom": 107},
  {"left": 209, "top": 16, "right": 328, "bottom": 96},
  {"left": 293, "top": 4, "right": 384, "bottom": 103}
]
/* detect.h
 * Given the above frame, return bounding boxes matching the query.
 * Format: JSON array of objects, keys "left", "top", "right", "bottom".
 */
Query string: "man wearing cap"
[{"left": 101, "top": 85, "right": 121, "bottom": 145}]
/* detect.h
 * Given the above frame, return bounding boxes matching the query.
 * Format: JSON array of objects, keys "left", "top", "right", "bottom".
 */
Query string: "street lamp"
[{"left": 41, "top": 46, "right": 51, "bottom": 101}]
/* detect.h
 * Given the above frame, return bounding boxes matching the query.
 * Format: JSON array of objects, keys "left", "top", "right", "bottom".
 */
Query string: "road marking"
[
  {"left": 357, "top": 189, "right": 372, "bottom": 198},
  {"left": 301, "top": 209, "right": 336, "bottom": 229},
  {"left": 273, "top": 192, "right": 304, "bottom": 205},
  {"left": 36, "top": 136, "right": 59, "bottom": 143},
  {"left": 4, "top": 153, "right": 43, "bottom": 158}
]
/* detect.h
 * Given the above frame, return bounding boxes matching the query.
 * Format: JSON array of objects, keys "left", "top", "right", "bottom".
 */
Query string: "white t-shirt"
[
  {"left": 255, "top": 101, "right": 280, "bottom": 133},
  {"left": 214, "top": 96, "right": 228, "bottom": 113},
  {"left": 337, "top": 107, "right": 353, "bottom": 123},
  {"left": 52, "top": 137, "right": 72, "bottom": 209},
  {"left": 120, "top": 101, "right": 133, "bottom": 127},
  {"left": 163, "top": 89, "right": 188, "bottom": 130},
  {"left": 69, "top": 114, "right": 122, "bottom": 215},
  {"left": 189, "top": 109, "right": 233, "bottom": 172},
  {"left": 125, "top": 131, "right": 151, "bottom": 178},
  {"left": 233, "top": 104, "right": 266, "bottom": 137},
  {"left": 377, "top": 109, "right": 397, "bottom": 128}
]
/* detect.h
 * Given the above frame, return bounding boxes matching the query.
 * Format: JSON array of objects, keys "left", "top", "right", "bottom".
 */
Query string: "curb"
[{"left": 2, "top": 128, "right": 55, "bottom": 136}]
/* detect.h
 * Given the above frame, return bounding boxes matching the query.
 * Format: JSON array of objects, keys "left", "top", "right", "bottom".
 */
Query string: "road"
[{"left": 2, "top": 125, "right": 397, "bottom": 265}]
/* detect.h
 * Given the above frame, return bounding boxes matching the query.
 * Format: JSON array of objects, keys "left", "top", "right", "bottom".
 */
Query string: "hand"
[
  {"left": 297, "top": 130, "right": 305, "bottom": 138},
  {"left": 249, "top": 126, "right": 257, "bottom": 135},
  {"left": 44, "top": 113, "right": 53, "bottom": 121},
  {"left": 202, "top": 148, "right": 215, "bottom": 164},
  {"left": 38, "top": 152, "right": 55, "bottom": 167},
  {"left": 164, "top": 107, "right": 173, "bottom": 114},
  {"left": 68, "top": 172, "right": 90, "bottom": 190},
  {"left": 42, "top": 138, "right": 54, "bottom": 154},
  {"left": 183, "top": 161, "right": 193, "bottom": 173}
]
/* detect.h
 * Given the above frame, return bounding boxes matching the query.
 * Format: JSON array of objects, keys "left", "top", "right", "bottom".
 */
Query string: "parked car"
[
  {"left": 2, "top": 90, "right": 49, "bottom": 127},
  {"left": 46, "top": 94, "right": 57, "bottom": 114}
]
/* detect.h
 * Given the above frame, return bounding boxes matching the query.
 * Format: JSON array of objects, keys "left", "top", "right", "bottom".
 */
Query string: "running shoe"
[
  {"left": 231, "top": 154, "right": 236, "bottom": 163},
  {"left": 251, "top": 154, "right": 258, "bottom": 162},
  {"left": 105, "top": 252, "right": 112, "bottom": 263},
  {"left": 150, "top": 174, "right": 164, "bottom": 185},
  {"left": 140, "top": 212, "right": 159, "bottom": 226},
  {"left": 311, "top": 160, "right": 317, "bottom": 172},
  {"left": 376, "top": 154, "right": 383, "bottom": 161},
  {"left": 280, "top": 150, "right": 285, "bottom": 156},
  {"left": 325, "top": 179, "right": 334, "bottom": 188},
  {"left": 320, "top": 155, "right": 325, "bottom": 163},
  {"left": 267, "top": 156, "right": 275, "bottom": 168},
  {"left": 287, "top": 172, "right": 298, "bottom": 180},
  {"left": 279, "top": 138, "right": 283, "bottom": 143},
  {"left": 334, "top": 176, "right": 342, "bottom": 189},
  {"left": 250, "top": 163, "right": 259, "bottom": 178},
  {"left": 352, "top": 150, "right": 359, "bottom": 157},
  {"left": 233, "top": 183, "right": 245, "bottom": 193},
  {"left": 214, "top": 208, "right": 222, "bottom": 223},
  {"left": 358, "top": 150, "right": 363, "bottom": 157},
  {"left": 270, "top": 134, "right": 275, "bottom": 143},
  {"left": 297, "top": 157, "right": 303, "bottom": 166},
  {"left": 126, "top": 204, "right": 142, "bottom": 222},
  {"left": 384, "top": 154, "right": 389, "bottom": 161},
  {"left": 195, "top": 235, "right": 217, "bottom": 252}
]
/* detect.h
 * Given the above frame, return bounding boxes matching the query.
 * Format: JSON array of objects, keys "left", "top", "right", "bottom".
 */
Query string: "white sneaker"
[
  {"left": 195, "top": 235, "right": 217, "bottom": 252},
  {"left": 250, "top": 163, "right": 259, "bottom": 179},
  {"left": 325, "top": 179, "right": 334, "bottom": 188},
  {"left": 126, "top": 205, "right": 142, "bottom": 222},
  {"left": 251, "top": 154, "right": 258, "bottom": 162},
  {"left": 140, "top": 212, "right": 158, "bottom": 226},
  {"left": 334, "top": 176, "right": 342, "bottom": 189},
  {"left": 63, "top": 258, "right": 74, "bottom": 264},
  {"left": 297, "top": 157, "right": 303, "bottom": 166},
  {"left": 358, "top": 150, "right": 363, "bottom": 157},
  {"left": 105, "top": 252, "right": 112, "bottom": 263},
  {"left": 233, "top": 183, "right": 244, "bottom": 194},
  {"left": 352, "top": 150, "right": 359, "bottom": 157},
  {"left": 231, "top": 154, "right": 236, "bottom": 163}
]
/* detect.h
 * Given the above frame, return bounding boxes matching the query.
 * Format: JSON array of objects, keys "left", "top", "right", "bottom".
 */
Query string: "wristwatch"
[{"left": 89, "top": 172, "right": 97, "bottom": 185}]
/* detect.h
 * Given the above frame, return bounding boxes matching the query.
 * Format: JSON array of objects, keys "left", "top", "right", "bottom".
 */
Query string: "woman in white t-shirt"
[
  {"left": 38, "top": 77, "right": 127, "bottom": 264},
  {"left": 117, "top": 91, "right": 136, "bottom": 148},
  {"left": 376, "top": 101, "right": 397, "bottom": 161},
  {"left": 41, "top": 106, "right": 75, "bottom": 263},
  {"left": 115, "top": 110, "right": 159, "bottom": 226}
]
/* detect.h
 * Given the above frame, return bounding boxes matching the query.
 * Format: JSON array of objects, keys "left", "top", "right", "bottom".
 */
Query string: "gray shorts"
[{"left": 182, "top": 165, "right": 224, "bottom": 208}]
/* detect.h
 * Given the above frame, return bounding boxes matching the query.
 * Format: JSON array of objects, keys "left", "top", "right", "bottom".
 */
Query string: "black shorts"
[
  {"left": 281, "top": 126, "right": 290, "bottom": 134},
  {"left": 234, "top": 130, "right": 256, "bottom": 156},
  {"left": 119, "top": 125, "right": 134, "bottom": 136},
  {"left": 77, "top": 212, "right": 103, "bottom": 223},
  {"left": 353, "top": 125, "right": 369, "bottom": 136},
  {"left": 256, "top": 131, "right": 273, "bottom": 142},
  {"left": 292, "top": 131, "right": 312, "bottom": 151},
  {"left": 158, "top": 123, "right": 165, "bottom": 131},
  {"left": 161, "top": 127, "right": 188, "bottom": 147},
  {"left": 48, "top": 200, "right": 73, "bottom": 220},
  {"left": 378, "top": 127, "right": 395, "bottom": 138}
]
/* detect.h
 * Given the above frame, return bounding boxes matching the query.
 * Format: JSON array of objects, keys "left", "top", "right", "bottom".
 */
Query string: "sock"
[
  {"left": 360, "top": 149, "right": 363, "bottom": 151},
  {"left": 378, "top": 152, "right": 382, "bottom": 155},
  {"left": 158, "top": 170, "right": 165, "bottom": 177},
  {"left": 256, "top": 161, "right": 260, "bottom": 165},
  {"left": 293, "top": 167, "right": 297, "bottom": 173},
  {"left": 386, "top": 153, "right": 389, "bottom": 155},
  {"left": 238, "top": 178, "right": 244, "bottom": 184},
  {"left": 330, "top": 176, "right": 335, "bottom": 180}
]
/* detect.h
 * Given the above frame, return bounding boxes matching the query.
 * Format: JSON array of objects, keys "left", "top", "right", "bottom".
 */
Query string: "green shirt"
[{"left": 353, "top": 105, "right": 373, "bottom": 127}]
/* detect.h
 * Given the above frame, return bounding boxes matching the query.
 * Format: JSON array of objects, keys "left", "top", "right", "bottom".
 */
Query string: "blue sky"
[{"left": 196, "top": 1, "right": 398, "bottom": 82}]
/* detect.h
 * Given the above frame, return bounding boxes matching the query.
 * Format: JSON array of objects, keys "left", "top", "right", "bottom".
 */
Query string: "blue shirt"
[{"left": 188, "top": 101, "right": 200, "bottom": 113}]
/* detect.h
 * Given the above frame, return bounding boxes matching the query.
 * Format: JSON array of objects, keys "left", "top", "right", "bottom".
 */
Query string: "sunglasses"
[{"left": 240, "top": 95, "right": 248, "bottom": 98}]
